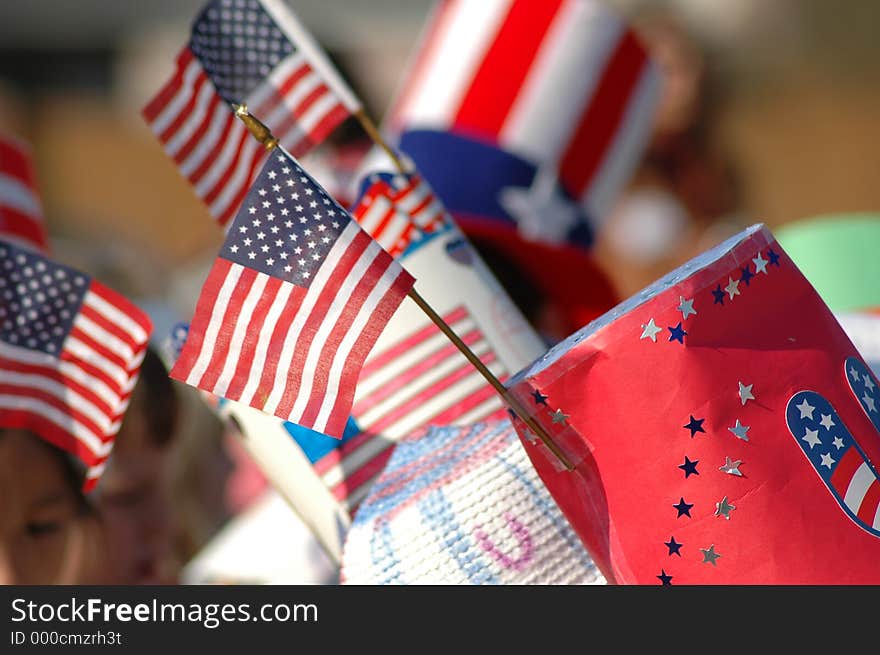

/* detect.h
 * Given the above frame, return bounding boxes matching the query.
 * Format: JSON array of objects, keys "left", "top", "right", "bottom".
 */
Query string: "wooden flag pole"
[{"left": 233, "top": 105, "right": 574, "bottom": 471}]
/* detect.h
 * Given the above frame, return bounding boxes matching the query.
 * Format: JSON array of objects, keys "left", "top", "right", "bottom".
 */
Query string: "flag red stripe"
[
  {"left": 0, "top": 138, "right": 34, "bottom": 180},
  {"left": 428, "top": 381, "right": 501, "bottom": 425},
  {"left": 68, "top": 326, "right": 131, "bottom": 377},
  {"left": 197, "top": 266, "right": 259, "bottom": 392},
  {"left": 170, "top": 258, "right": 234, "bottom": 381},
  {"left": 831, "top": 448, "right": 865, "bottom": 493},
  {"left": 184, "top": 110, "right": 237, "bottom": 183},
  {"left": 294, "top": 103, "right": 349, "bottom": 157},
  {"left": 856, "top": 479, "right": 880, "bottom": 526},
  {"left": 360, "top": 306, "right": 469, "bottom": 380},
  {"left": 201, "top": 124, "right": 252, "bottom": 205},
  {"left": 558, "top": 30, "right": 647, "bottom": 199},
  {"left": 320, "top": 269, "right": 415, "bottom": 437},
  {"left": 273, "top": 229, "right": 373, "bottom": 418},
  {"left": 256, "top": 62, "right": 312, "bottom": 112},
  {"left": 78, "top": 303, "right": 141, "bottom": 358},
  {"left": 0, "top": 381, "right": 106, "bottom": 441},
  {"left": 56, "top": 349, "right": 129, "bottom": 404},
  {"left": 261, "top": 83, "right": 330, "bottom": 149},
  {"left": 0, "top": 208, "right": 47, "bottom": 249},
  {"left": 452, "top": 0, "right": 564, "bottom": 137},
  {"left": 223, "top": 275, "right": 283, "bottom": 400},
  {"left": 141, "top": 49, "right": 195, "bottom": 123},
  {"left": 351, "top": 327, "right": 482, "bottom": 416}
]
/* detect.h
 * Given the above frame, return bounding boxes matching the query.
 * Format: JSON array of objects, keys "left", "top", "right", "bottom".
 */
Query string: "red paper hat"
[{"left": 506, "top": 224, "right": 880, "bottom": 584}]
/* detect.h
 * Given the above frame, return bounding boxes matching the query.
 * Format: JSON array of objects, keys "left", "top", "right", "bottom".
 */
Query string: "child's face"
[{"left": 0, "top": 429, "right": 108, "bottom": 584}]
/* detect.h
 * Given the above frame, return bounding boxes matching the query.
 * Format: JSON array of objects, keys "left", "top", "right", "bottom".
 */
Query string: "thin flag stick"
[{"left": 232, "top": 104, "right": 574, "bottom": 471}]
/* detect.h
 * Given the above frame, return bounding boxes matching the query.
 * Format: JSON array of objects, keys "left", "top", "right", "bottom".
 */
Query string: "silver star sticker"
[
  {"left": 796, "top": 398, "right": 815, "bottom": 419},
  {"left": 819, "top": 414, "right": 835, "bottom": 430},
  {"left": 738, "top": 381, "right": 754, "bottom": 405},
  {"left": 725, "top": 276, "right": 740, "bottom": 299},
  {"left": 700, "top": 544, "right": 721, "bottom": 566},
  {"left": 550, "top": 409, "right": 569, "bottom": 425},
  {"left": 678, "top": 296, "right": 697, "bottom": 320},
  {"left": 719, "top": 457, "right": 743, "bottom": 476},
  {"left": 728, "top": 419, "right": 750, "bottom": 441},
  {"left": 752, "top": 252, "right": 769, "bottom": 274},
  {"left": 820, "top": 452, "right": 836, "bottom": 469},
  {"left": 715, "top": 496, "right": 736, "bottom": 519},
  {"left": 850, "top": 365, "right": 860, "bottom": 382},
  {"left": 862, "top": 392, "right": 876, "bottom": 412},
  {"left": 832, "top": 436, "right": 844, "bottom": 449},
  {"left": 801, "top": 428, "right": 821, "bottom": 449},
  {"left": 865, "top": 374, "right": 876, "bottom": 392},
  {"left": 640, "top": 318, "right": 663, "bottom": 342}
]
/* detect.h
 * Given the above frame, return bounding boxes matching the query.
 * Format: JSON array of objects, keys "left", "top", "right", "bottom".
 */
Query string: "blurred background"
[{"left": 1, "top": 0, "right": 878, "bottom": 581}]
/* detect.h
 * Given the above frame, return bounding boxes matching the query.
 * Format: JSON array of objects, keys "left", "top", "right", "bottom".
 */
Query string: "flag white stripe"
[
  {"left": 64, "top": 336, "right": 131, "bottom": 389},
  {"left": 0, "top": 395, "right": 112, "bottom": 458},
  {"left": 287, "top": 238, "right": 383, "bottom": 421},
  {"left": 0, "top": 369, "right": 116, "bottom": 433},
  {"left": 194, "top": 120, "right": 251, "bottom": 198},
  {"left": 164, "top": 79, "right": 219, "bottom": 158},
  {"left": 314, "top": 261, "right": 404, "bottom": 431},
  {"left": 0, "top": 175, "right": 41, "bottom": 217},
  {"left": 454, "top": 394, "right": 505, "bottom": 425},
  {"left": 149, "top": 57, "right": 204, "bottom": 137},
  {"left": 583, "top": 59, "right": 661, "bottom": 222},
  {"left": 211, "top": 273, "right": 269, "bottom": 398},
  {"left": 84, "top": 290, "right": 149, "bottom": 345},
  {"left": 321, "top": 436, "right": 392, "bottom": 490},
  {"left": 499, "top": 0, "right": 623, "bottom": 163},
  {"left": 0, "top": 340, "right": 120, "bottom": 410},
  {"left": 400, "top": 0, "right": 512, "bottom": 129},
  {"left": 844, "top": 461, "right": 875, "bottom": 513},
  {"left": 185, "top": 263, "right": 245, "bottom": 386},
  {"left": 290, "top": 92, "right": 340, "bottom": 139},
  {"left": 262, "top": 221, "right": 360, "bottom": 413},
  {"left": 179, "top": 101, "right": 234, "bottom": 178},
  {"left": 356, "top": 195, "right": 394, "bottom": 234},
  {"left": 73, "top": 314, "right": 136, "bottom": 365}
]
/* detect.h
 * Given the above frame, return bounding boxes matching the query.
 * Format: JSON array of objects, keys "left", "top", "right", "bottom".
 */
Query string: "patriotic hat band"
[
  {"left": 506, "top": 223, "right": 880, "bottom": 584},
  {"left": 340, "top": 421, "right": 604, "bottom": 585}
]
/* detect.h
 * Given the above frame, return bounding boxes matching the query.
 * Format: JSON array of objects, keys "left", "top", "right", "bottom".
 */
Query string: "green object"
[{"left": 775, "top": 213, "right": 880, "bottom": 312}]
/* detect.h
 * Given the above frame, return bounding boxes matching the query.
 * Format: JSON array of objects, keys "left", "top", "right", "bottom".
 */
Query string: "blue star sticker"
[
  {"left": 668, "top": 322, "right": 687, "bottom": 344},
  {"left": 678, "top": 456, "right": 699, "bottom": 478},
  {"left": 712, "top": 284, "right": 725, "bottom": 305},
  {"left": 683, "top": 415, "right": 705, "bottom": 437},
  {"left": 673, "top": 497, "right": 694, "bottom": 518},
  {"left": 506, "top": 408, "right": 519, "bottom": 422},
  {"left": 531, "top": 389, "right": 548, "bottom": 406},
  {"left": 740, "top": 265, "right": 754, "bottom": 286},
  {"left": 657, "top": 569, "right": 673, "bottom": 585},
  {"left": 767, "top": 248, "right": 781, "bottom": 267},
  {"left": 664, "top": 536, "right": 683, "bottom": 557}
]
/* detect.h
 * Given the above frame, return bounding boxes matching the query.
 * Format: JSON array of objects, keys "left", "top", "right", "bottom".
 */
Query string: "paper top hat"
[
  {"left": 506, "top": 224, "right": 880, "bottom": 584},
  {"left": 340, "top": 421, "right": 604, "bottom": 584}
]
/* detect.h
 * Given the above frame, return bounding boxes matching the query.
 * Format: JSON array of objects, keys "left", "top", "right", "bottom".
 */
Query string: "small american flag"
[
  {"left": 0, "top": 135, "right": 49, "bottom": 253},
  {"left": 142, "top": 0, "right": 359, "bottom": 226},
  {"left": 304, "top": 304, "right": 509, "bottom": 510},
  {"left": 170, "top": 149, "right": 414, "bottom": 437},
  {"left": 0, "top": 240, "right": 152, "bottom": 491}
]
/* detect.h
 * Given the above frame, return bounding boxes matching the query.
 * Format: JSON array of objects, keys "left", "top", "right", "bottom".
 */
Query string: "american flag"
[
  {"left": 296, "top": 303, "right": 510, "bottom": 511},
  {"left": 0, "top": 240, "right": 152, "bottom": 491},
  {"left": 170, "top": 149, "right": 414, "bottom": 438},
  {"left": 0, "top": 135, "right": 49, "bottom": 253},
  {"left": 351, "top": 171, "right": 450, "bottom": 257},
  {"left": 506, "top": 224, "right": 880, "bottom": 583},
  {"left": 142, "top": 0, "right": 359, "bottom": 226}
]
